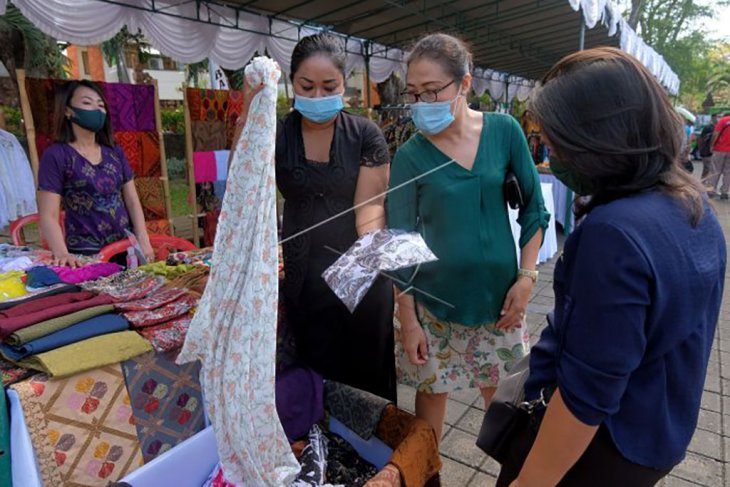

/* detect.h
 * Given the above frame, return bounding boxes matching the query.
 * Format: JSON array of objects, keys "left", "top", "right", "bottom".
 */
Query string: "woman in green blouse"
[{"left": 387, "top": 33, "right": 549, "bottom": 441}]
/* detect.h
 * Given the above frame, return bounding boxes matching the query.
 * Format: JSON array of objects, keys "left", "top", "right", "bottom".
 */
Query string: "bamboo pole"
[
  {"left": 182, "top": 84, "right": 200, "bottom": 246},
  {"left": 16, "top": 69, "right": 40, "bottom": 184},
  {"left": 151, "top": 79, "right": 174, "bottom": 236}
]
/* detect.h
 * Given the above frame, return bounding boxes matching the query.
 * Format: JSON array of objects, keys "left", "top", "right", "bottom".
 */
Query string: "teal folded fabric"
[{"left": 0, "top": 388, "right": 11, "bottom": 487}]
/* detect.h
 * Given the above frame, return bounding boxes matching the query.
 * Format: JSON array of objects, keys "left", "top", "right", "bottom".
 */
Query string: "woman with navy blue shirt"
[{"left": 496, "top": 48, "right": 726, "bottom": 486}]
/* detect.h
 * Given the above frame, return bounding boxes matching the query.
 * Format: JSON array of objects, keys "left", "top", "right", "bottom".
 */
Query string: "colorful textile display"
[
  {"left": 121, "top": 294, "right": 197, "bottom": 329},
  {"left": 177, "top": 57, "right": 299, "bottom": 485},
  {"left": 114, "top": 287, "right": 187, "bottom": 312},
  {"left": 6, "top": 304, "right": 115, "bottom": 346},
  {"left": 0, "top": 271, "right": 27, "bottom": 301},
  {"left": 136, "top": 262, "right": 198, "bottom": 278},
  {"left": 194, "top": 151, "right": 217, "bottom": 183},
  {"left": 14, "top": 331, "right": 152, "bottom": 378},
  {"left": 51, "top": 263, "right": 123, "bottom": 285},
  {"left": 192, "top": 121, "right": 227, "bottom": 152},
  {"left": 134, "top": 177, "right": 167, "bottom": 221},
  {"left": 165, "top": 267, "right": 209, "bottom": 296},
  {"left": 121, "top": 352, "right": 205, "bottom": 463},
  {"left": 82, "top": 271, "right": 166, "bottom": 303},
  {"left": 166, "top": 248, "right": 214, "bottom": 266},
  {"left": 0, "top": 357, "right": 33, "bottom": 386},
  {"left": 26, "top": 265, "right": 63, "bottom": 289},
  {"left": 0, "top": 314, "right": 129, "bottom": 361},
  {"left": 0, "top": 292, "right": 114, "bottom": 339},
  {"left": 137, "top": 314, "right": 192, "bottom": 354},
  {"left": 0, "top": 284, "right": 80, "bottom": 312},
  {"left": 11, "top": 366, "right": 144, "bottom": 486}
]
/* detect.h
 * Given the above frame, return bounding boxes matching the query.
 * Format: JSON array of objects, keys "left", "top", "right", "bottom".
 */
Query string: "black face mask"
[{"left": 549, "top": 156, "right": 595, "bottom": 196}]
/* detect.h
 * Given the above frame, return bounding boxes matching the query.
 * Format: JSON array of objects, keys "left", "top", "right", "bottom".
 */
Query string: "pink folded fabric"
[
  {"left": 51, "top": 263, "right": 123, "bottom": 284},
  {"left": 193, "top": 151, "right": 217, "bottom": 183}
]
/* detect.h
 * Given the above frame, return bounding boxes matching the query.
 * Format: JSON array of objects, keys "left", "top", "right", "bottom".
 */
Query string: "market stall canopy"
[{"left": 0, "top": 0, "right": 680, "bottom": 97}]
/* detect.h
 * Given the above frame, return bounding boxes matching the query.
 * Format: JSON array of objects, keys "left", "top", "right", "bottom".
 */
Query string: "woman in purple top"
[{"left": 38, "top": 80, "right": 153, "bottom": 267}]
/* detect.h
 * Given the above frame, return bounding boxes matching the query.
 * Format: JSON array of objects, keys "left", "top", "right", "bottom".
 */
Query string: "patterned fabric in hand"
[
  {"left": 121, "top": 294, "right": 197, "bottom": 329},
  {"left": 376, "top": 404, "right": 442, "bottom": 487},
  {"left": 38, "top": 143, "right": 135, "bottom": 254},
  {"left": 10, "top": 366, "right": 143, "bottom": 486},
  {"left": 137, "top": 314, "right": 193, "bottom": 354},
  {"left": 325, "top": 381, "right": 391, "bottom": 440},
  {"left": 177, "top": 56, "right": 300, "bottom": 486},
  {"left": 121, "top": 351, "right": 205, "bottom": 463},
  {"left": 322, "top": 229, "right": 437, "bottom": 312}
]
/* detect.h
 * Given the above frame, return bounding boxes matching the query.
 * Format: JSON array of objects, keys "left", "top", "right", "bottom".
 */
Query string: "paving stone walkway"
[{"left": 397, "top": 198, "right": 730, "bottom": 486}]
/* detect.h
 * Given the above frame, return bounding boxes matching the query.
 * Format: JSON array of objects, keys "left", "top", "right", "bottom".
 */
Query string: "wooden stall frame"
[
  {"left": 16, "top": 69, "right": 40, "bottom": 184},
  {"left": 16, "top": 71, "right": 174, "bottom": 234},
  {"left": 182, "top": 84, "right": 201, "bottom": 246},
  {"left": 151, "top": 78, "right": 175, "bottom": 235}
]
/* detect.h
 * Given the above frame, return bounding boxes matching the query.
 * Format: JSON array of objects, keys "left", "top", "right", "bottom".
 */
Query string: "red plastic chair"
[
  {"left": 9, "top": 213, "right": 65, "bottom": 249},
  {"left": 98, "top": 235, "right": 197, "bottom": 263}
]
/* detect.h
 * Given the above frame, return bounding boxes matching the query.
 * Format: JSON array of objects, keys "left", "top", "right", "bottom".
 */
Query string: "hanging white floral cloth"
[{"left": 177, "top": 56, "right": 300, "bottom": 487}]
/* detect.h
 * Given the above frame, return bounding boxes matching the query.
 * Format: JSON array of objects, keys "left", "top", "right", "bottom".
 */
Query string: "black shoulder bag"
[{"left": 504, "top": 170, "right": 524, "bottom": 209}]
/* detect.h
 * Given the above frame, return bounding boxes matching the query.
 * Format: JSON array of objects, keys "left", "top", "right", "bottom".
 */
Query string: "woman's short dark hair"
[
  {"left": 406, "top": 33, "right": 473, "bottom": 80},
  {"left": 290, "top": 33, "right": 346, "bottom": 81},
  {"left": 53, "top": 79, "right": 114, "bottom": 147},
  {"left": 530, "top": 47, "right": 706, "bottom": 225}
]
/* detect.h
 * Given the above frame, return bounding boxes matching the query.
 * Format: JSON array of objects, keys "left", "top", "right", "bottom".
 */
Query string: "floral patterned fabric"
[
  {"left": 121, "top": 294, "right": 197, "bottom": 329},
  {"left": 177, "top": 57, "right": 300, "bottom": 486},
  {"left": 395, "top": 303, "right": 529, "bottom": 393},
  {"left": 121, "top": 352, "right": 205, "bottom": 463},
  {"left": 11, "top": 366, "right": 143, "bottom": 486}
]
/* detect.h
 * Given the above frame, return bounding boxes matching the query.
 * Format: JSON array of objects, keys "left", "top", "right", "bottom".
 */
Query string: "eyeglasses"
[{"left": 402, "top": 80, "right": 457, "bottom": 104}]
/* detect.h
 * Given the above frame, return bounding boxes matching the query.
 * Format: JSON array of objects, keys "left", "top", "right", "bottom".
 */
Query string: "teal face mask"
[
  {"left": 549, "top": 156, "right": 595, "bottom": 196},
  {"left": 70, "top": 107, "right": 106, "bottom": 133}
]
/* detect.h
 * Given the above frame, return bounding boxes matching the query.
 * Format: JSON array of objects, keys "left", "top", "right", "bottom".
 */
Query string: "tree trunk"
[{"left": 628, "top": 0, "right": 645, "bottom": 29}]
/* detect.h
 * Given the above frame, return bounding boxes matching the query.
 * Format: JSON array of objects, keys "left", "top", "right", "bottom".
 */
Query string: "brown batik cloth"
[
  {"left": 191, "top": 120, "right": 227, "bottom": 152},
  {"left": 11, "top": 366, "right": 143, "bottom": 486},
  {"left": 134, "top": 177, "right": 168, "bottom": 221}
]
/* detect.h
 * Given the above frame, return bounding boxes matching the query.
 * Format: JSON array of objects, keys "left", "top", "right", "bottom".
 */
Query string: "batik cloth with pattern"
[
  {"left": 121, "top": 352, "right": 205, "bottom": 463},
  {"left": 166, "top": 248, "right": 214, "bottom": 266},
  {"left": 137, "top": 314, "right": 192, "bottom": 354},
  {"left": 10, "top": 366, "right": 144, "bottom": 486},
  {"left": 324, "top": 381, "right": 390, "bottom": 440},
  {"left": 121, "top": 294, "right": 197, "bottom": 329},
  {"left": 177, "top": 57, "right": 300, "bottom": 486},
  {"left": 1, "top": 357, "right": 33, "bottom": 386},
  {"left": 395, "top": 303, "right": 529, "bottom": 393},
  {"left": 81, "top": 270, "right": 166, "bottom": 302}
]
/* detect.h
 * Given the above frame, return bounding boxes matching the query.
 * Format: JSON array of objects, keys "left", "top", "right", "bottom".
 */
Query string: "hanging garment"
[
  {"left": 0, "top": 129, "right": 37, "bottom": 229},
  {"left": 194, "top": 151, "right": 218, "bottom": 183},
  {"left": 177, "top": 57, "right": 300, "bottom": 486}
]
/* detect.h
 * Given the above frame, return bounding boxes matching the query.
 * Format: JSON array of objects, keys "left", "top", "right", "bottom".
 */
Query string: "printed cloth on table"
[
  {"left": 122, "top": 294, "right": 197, "bottom": 329},
  {"left": 0, "top": 378, "right": 10, "bottom": 487},
  {"left": 324, "top": 381, "right": 391, "bottom": 441},
  {"left": 1, "top": 357, "right": 33, "bottom": 386},
  {"left": 6, "top": 304, "right": 115, "bottom": 346},
  {"left": 276, "top": 366, "right": 324, "bottom": 442},
  {"left": 0, "top": 292, "right": 114, "bottom": 339},
  {"left": 135, "top": 177, "right": 168, "bottom": 221},
  {"left": 10, "top": 365, "right": 143, "bottom": 486},
  {"left": 165, "top": 266, "right": 210, "bottom": 296},
  {"left": 25, "top": 266, "right": 63, "bottom": 289},
  {"left": 0, "top": 271, "right": 27, "bottom": 301},
  {"left": 137, "top": 262, "right": 198, "bottom": 278},
  {"left": 115, "top": 287, "right": 187, "bottom": 312},
  {"left": 201, "top": 89, "right": 229, "bottom": 122},
  {"left": 0, "top": 256, "right": 34, "bottom": 273},
  {"left": 134, "top": 85, "right": 156, "bottom": 132},
  {"left": 215, "top": 151, "right": 230, "bottom": 181},
  {"left": 14, "top": 331, "right": 152, "bottom": 378},
  {"left": 0, "top": 284, "right": 80, "bottom": 312},
  {"left": 82, "top": 270, "right": 166, "bottom": 303},
  {"left": 291, "top": 424, "right": 329, "bottom": 487},
  {"left": 166, "top": 248, "right": 214, "bottom": 266},
  {"left": 322, "top": 229, "right": 437, "bottom": 313},
  {"left": 0, "top": 314, "right": 129, "bottom": 361},
  {"left": 121, "top": 351, "right": 205, "bottom": 463},
  {"left": 51, "top": 262, "right": 123, "bottom": 284},
  {"left": 194, "top": 151, "right": 217, "bottom": 183},
  {"left": 114, "top": 132, "right": 142, "bottom": 175},
  {"left": 145, "top": 218, "right": 172, "bottom": 237},
  {"left": 192, "top": 121, "right": 227, "bottom": 152},
  {"left": 326, "top": 433, "right": 378, "bottom": 486},
  {"left": 176, "top": 57, "right": 299, "bottom": 485},
  {"left": 137, "top": 314, "right": 192, "bottom": 353},
  {"left": 140, "top": 132, "right": 162, "bottom": 178},
  {"left": 186, "top": 88, "right": 202, "bottom": 122},
  {"left": 104, "top": 83, "right": 138, "bottom": 131},
  {"left": 376, "top": 404, "right": 442, "bottom": 487}
]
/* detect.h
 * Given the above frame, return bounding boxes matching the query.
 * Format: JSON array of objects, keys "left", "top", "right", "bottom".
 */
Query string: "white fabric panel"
[
  {"left": 12, "top": 0, "right": 128, "bottom": 45},
  {"left": 346, "top": 38, "right": 366, "bottom": 76},
  {"left": 209, "top": 8, "right": 267, "bottom": 70},
  {"left": 579, "top": 0, "right": 608, "bottom": 29},
  {"left": 369, "top": 45, "right": 405, "bottom": 83}
]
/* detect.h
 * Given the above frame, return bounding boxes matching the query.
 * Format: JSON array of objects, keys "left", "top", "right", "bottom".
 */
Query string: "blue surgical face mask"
[
  {"left": 294, "top": 93, "right": 344, "bottom": 123},
  {"left": 410, "top": 93, "right": 460, "bottom": 135}
]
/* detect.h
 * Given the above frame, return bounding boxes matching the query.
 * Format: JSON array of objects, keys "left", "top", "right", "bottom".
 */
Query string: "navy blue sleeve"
[{"left": 557, "top": 222, "right": 651, "bottom": 426}]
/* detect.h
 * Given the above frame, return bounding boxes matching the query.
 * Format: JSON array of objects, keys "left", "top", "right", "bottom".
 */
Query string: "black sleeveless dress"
[{"left": 276, "top": 111, "right": 396, "bottom": 401}]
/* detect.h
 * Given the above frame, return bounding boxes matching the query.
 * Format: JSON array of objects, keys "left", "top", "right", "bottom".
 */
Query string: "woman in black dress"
[{"left": 275, "top": 34, "right": 396, "bottom": 400}]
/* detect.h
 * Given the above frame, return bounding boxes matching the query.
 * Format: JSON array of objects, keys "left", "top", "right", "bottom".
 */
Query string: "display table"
[
  {"left": 509, "top": 182, "right": 559, "bottom": 265},
  {"left": 539, "top": 173, "right": 575, "bottom": 234}
]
